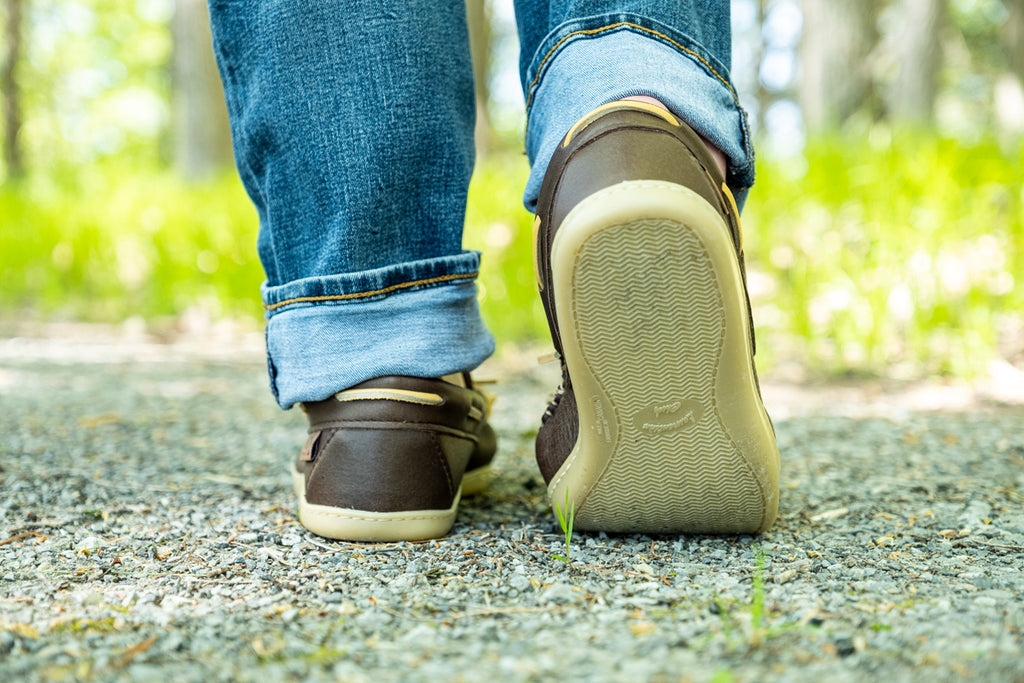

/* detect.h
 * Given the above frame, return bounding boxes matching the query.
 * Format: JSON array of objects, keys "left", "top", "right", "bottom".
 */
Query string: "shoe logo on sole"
[
  {"left": 591, "top": 396, "right": 612, "bottom": 443},
  {"left": 634, "top": 400, "right": 704, "bottom": 434}
]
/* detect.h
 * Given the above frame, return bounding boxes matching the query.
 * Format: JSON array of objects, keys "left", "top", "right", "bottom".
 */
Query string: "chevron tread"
[{"left": 569, "top": 219, "right": 766, "bottom": 533}]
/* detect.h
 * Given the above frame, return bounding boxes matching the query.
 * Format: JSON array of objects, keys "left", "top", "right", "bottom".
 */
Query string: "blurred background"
[{"left": 1, "top": 0, "right": 1021, "bottom": 380}]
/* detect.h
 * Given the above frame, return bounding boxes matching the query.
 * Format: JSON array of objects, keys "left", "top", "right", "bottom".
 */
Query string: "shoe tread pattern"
[{"left": 571, "top": 219, "right": 767, "bottom": 533}]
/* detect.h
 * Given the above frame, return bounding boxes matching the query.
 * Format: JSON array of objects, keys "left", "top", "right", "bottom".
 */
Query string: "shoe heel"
[
  {"left": 292, "top": 467, "right": 461, "bottom": 542},
  {"left": 547, "top": 180, "right": 779, "bottom": 534}
]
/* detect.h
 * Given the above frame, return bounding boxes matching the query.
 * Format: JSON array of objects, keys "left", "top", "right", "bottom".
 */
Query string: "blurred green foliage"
[
  {"left": 747, "top": 130, "right": 1023, "bottom": 376},
  {"left": 0, "top": 166, "right": 262, "bottom": 322},
  {"left": 1, "top": 131, "right": 1022, "bottom": 377},
  {"left": 15, "top": 0, "right": 174, "bottom": 175}
]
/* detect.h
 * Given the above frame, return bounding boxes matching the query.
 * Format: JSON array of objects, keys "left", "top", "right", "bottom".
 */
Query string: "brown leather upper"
[
  {"left": 297, "top": 375, "right": 496, "bottom": 512},
  {"left": 533, "top": 105, "right": 753, "bottom": 484},
  {"left": 535, "top": 106, "right": 748, "bottom": 361}
]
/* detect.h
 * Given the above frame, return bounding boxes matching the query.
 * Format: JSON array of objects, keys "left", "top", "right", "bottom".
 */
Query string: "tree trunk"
[
  {"left": 996, "top": 0, "right": 1024, "bottom": 134},
  {"left": 466, "top": 0, "right": 492, "bottom": 157},
  {"left": 798, "top": 0, "right": 877, "bottom": 132},
  {"left": 172, "top": 0, "right": 233, "bottom": 180},
  {"left": 754, "top": 0, "right": 771, "bottom": 135},
  {"left": 1006, "top": 0, "right": 1024, "bottom": 85},
  {"left": 888, "top": 0, "right": 945, "bottom": 125},
  {"left": 2, "top": 0, "right": 24, "bottom": 179}
]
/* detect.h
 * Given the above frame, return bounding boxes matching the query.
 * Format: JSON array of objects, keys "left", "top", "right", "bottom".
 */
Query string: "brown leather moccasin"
[
  {"left": 292, "top": 374, "right": 496, "bottom": 541},
  {"left": 533, "top": 101, "right": 780, "bottom": 534}
]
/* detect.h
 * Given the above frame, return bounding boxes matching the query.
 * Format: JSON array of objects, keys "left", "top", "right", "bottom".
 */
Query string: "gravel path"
[{"left": 1, "top": 329, "right": 1022, "bottom": 682}]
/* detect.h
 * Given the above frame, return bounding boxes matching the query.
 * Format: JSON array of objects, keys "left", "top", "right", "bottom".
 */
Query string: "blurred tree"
[
  {"left": 753, "top": 0, "right": 770, "bottom": 134},
  {"left": 1007, "top": 0, "right": 1024, "bottom": 83},
  {"left": 2, "top": 0, "right": 24, "bottom": 179},
  {"left": 172, "top": 0, "right": 232, "bottom": 179},
  {"left": 798, "top": 0, "right": 879, "bottom": 131},
  {"left": 889, "top": 0, "right": 946, "bottom": 125},
  {"left": 996, "top": 0, "right": 1024, "bottom": 134},
  {"left": 467, "top": 0, "right": 493, "bottom": 157}
]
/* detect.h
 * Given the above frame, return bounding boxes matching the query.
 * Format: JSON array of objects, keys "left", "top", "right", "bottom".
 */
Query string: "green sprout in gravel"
[
  {"left": 749, "top": 551, "right": 767, "bottom": 646},
  {"left": 551, "top": 488, "right": 576, "bottom": 565},
  {"left": 712, "top": 550, "right": 771, "bottom": 649}
]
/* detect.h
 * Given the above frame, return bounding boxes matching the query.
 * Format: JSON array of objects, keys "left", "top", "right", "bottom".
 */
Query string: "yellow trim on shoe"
[
  {"left": 720, "top": 182, "right": 744, "bottom": 251},
  {"left": 562, "top": 101, "right": 679, "bottom": 148},
  {"left": 532, "top": 215, "right": 544, "bottom": 290},
  {"left": 333, "top": 387, "right": 445, "bottom": 406}
]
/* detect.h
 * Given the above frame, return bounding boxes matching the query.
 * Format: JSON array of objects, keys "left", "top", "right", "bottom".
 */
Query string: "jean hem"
[
  {"left": 265, "top": 278, "right": 495, "bottom": 409},
  {"left": 261, "top": 251, "right": 483, "bottom": 315},
  {"left": 521, "top": 16, "right": 755, "bottom": 211},
  {"left": 523, "top": 15, "right": 737, "bottom": 118}
]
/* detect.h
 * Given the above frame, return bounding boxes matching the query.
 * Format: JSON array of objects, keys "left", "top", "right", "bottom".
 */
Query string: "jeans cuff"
[
  {"left": 262, "top": 252, "right": 495, "bottom": 408},
  {"left": 261, "top": 251, "right": 484, "bottom": 313},
  {"left": 521, "top": 14, "right": 755, "bottom": 212}
]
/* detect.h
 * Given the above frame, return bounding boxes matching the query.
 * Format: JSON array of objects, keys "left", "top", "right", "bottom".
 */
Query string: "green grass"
[
  {"left": 745, "top": 130, "right": 1023, "bottom": 376},
  {"left": 709, "top": 549, "right": 803, "bottom": 650},
  {"left": 462, "top": 154, "right": 547, "bottom": 344},
  {"left": 749, "top": 551, "right": 767, "bottom": 646},
  {"left": 0, "top": 166, "right": 264, "bottom": 323},
  {"left": 2, "top": 132, "right": 1021, "bottom": 377},
  {"left": 550, "top": 487, "right": 576, "bottom": 565}
]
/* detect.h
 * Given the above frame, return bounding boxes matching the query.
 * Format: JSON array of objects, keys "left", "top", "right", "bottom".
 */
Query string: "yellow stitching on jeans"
[
  {"left": 524, "top": 22, "right": 738, "bottom": 112},
  {"left": 264, "top": 271, "right": 478, "bottom": 311}
]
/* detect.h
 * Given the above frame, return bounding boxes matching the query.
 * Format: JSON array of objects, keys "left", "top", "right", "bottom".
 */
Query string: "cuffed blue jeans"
[{"left": 209, "top": 0, "right": 755, "bottom": 408}]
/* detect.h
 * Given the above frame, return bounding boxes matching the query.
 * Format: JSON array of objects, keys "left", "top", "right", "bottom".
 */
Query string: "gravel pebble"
[{"left": 1, "top": 338, "right": 1022, "bottom": 682}]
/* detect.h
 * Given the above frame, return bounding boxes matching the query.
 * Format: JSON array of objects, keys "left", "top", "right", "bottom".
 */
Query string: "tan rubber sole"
[
  {"left": 547, "top": 180, "right": 779, "bottom": 534},
  {"left": 292, "top": 466, "right": 491, "bottom": 542}
]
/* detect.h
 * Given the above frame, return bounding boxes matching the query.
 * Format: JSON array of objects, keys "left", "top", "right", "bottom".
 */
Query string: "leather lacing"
[{"left": 538, "top": 351, "right": 566, "bottom": 425}]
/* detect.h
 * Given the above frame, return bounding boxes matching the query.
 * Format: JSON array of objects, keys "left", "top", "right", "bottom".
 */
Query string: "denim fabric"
[
  {"left": 265, "top": 278, "right": 492, "bottom": 407},
  {"left": 209, "top": 0, "right": 494, "bottom": 407},
  {"left": 514, "top": 6, "right": 755, "bottom": 210},
  {"left": 208, "top": 0, "right": 750, "bottom": 408}
]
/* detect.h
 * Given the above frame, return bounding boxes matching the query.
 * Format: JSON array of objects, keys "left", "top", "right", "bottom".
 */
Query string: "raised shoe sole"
[
  {"left": 546, "top": 180, "right": 779, "bottom": 534},
  {"left": 291, "top": 465, "right": 491, "bottom": 542}
]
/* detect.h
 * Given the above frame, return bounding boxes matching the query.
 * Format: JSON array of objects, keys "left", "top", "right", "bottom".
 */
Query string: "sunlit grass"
[
  {"left": 1, "top": 131, "right": 1021, "bottom": 378},
  {"left": 464, "top": 153, "right": 546, "bottom": 345},
  {"left": 1, "top": 167, "right": 263, "bottom": 322},
  {"left": 745, "top": 129, "right": 1023, "bottom": 376}
]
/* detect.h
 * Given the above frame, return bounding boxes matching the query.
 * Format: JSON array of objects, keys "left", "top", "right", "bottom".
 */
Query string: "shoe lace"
[{"left": 540, "top": 351, "right": 567, "bottom": 425}]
